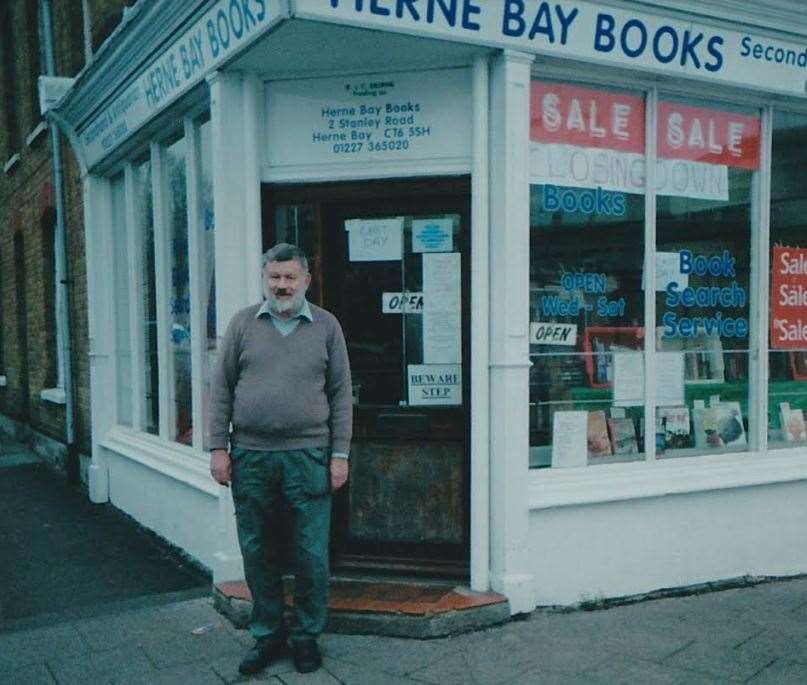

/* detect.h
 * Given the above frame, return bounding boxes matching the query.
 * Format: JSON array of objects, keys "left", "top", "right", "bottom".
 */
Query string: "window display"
[
  {"left": 135, "top": 156, "right": 159, "bottom": 435},
  {"left": 655, "top": 96, "right": 759, "bottom": 458},
  {"left": 164, "top": 135, "right": 193, "bottom": 446},
  {"left": 529, "top": 81, "right": 762, "bottom": 467},
  {"left": 769, "top": 111, "right": 807, "bottom": 447},
  {"left": 529, "top": 80, "right": 646, "bottom": 468},
  {"left": 111, "top": 173, "right": 131, "bottom": 426}
]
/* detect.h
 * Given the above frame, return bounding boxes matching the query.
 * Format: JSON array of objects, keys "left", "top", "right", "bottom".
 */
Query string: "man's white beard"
[{"left": 266, "top": 287, "right": 306, "bottom": 315}]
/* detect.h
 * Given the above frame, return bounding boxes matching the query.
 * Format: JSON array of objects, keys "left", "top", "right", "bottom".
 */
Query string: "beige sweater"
[{"left": 208, "top": 302, "right": 352, "bottom": 454}]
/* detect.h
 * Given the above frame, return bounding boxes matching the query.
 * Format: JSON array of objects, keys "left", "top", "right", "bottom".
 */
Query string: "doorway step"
[{"left": 213, "top": 578, "right": 509, "bottom": 638}]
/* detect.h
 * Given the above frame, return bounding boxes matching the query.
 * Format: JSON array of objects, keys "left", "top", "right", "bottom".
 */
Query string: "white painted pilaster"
[
  {"left": 243, "top": 73, "right": 265, "bottom": 303},
  {"left": 488, "top": 50, "right": 535, "bottom": 614},
  {"left": 470, "top": 54, "right": 490, "bottom": 593},
  {"left": 84, "top": 173, "right": 114, "bottom": 502},
  {"left": 208, "top": 70, "right": 262, "bottom": 332},
  {"left": 207, "top": 69, "right": 263, "bottom": 581}
]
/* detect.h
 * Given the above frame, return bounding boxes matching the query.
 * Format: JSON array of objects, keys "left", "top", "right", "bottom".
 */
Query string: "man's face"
[{"left": 263, "top": 259, "right": 311, "bottom": 315}]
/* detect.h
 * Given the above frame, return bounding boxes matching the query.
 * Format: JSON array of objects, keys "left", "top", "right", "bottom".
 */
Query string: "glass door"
[{"left": 264, "top": 178, "right": 471, "bottom": 576}]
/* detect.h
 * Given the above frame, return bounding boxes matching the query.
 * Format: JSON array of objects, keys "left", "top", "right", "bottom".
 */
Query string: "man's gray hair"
[{"left": 261, "top": 243, "right": 309, "bottom": 272}]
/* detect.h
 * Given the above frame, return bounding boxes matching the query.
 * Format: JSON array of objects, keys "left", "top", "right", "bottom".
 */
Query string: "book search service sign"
[{"left": 297, "top": 1, "right": 807, "bottom": 98}]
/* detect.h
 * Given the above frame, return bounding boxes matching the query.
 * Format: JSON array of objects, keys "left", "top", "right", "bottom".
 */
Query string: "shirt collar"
[{"left": 257, "top": 298, "right": 313, "bottom": 322}]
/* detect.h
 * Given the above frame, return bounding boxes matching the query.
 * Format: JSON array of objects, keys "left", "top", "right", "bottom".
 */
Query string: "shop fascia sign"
[
  {"left": 77, "top": 0, "right": 287, "bottom": 169},
  {"left": 297, "top": 0, "right": 807, "bottom": 98}
]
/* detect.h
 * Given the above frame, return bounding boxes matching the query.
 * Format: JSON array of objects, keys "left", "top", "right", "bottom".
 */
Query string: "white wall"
[
  {"left": 105, "top": 450, "right": 220, "bottom": 572},
  {"left": 530, "top": 482, "right": 807, "bottom": 606}
]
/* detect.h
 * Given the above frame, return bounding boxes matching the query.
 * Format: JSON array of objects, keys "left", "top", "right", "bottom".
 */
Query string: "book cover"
[
  {"left": 607, "top": 417, "right": 638, "bottom": 455},
  {"left": 657, "top": 406, "right": 691, "bottom": 449},
  {"left": 693, "top": 406, "right": 721, "bottom": 449},
  {"left": 781, "top": 404, "right": 807, "bottom": 442},
  {"left": 587, "top": 410, "right": 613, "bottom": 457},
  {"left": 716, "top": 401, "right": 746, "bottom": 447}
]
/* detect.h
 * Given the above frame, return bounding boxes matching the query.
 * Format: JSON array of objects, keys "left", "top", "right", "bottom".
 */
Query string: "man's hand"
[
  {"left": 210, "top": 449, "right": 232, "bottom": 486},
  {"left": 330, "top": 458, "right": 349, "bottom": 491}
]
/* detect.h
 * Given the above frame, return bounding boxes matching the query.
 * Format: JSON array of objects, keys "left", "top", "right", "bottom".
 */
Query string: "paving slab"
[
  {"left": 329, "top": 633, "right": 462, "bottom": 677},
  {"left": 323, "top": 656, "right": 416, "bottom": 685},
  {"left": 0, "top": 623, "right": 89, "bottom": 670},
  {"left": 664, "top": 640, "right": 776, "bottom": 681},
  {"left": 0, "top": 662, "right": 56, "bottom": 685},
  {"left": 747, "top": 658, "right": 807, "bottom": 684},
  {"left": 47, "top": 644, "right": 155, "bottom": 685}
]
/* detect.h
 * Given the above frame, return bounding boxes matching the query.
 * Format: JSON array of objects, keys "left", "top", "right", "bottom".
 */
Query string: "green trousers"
[{"left": 230, "top": 446, "right": 331, "bottom": 643}]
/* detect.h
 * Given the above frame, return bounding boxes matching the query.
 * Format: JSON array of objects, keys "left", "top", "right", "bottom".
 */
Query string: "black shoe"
[
  {"left": 238, "top": 636, "right": 287, "bottom": 675},
  {"left": 292, "top": 639, "right": 322, "bottom": 673}
]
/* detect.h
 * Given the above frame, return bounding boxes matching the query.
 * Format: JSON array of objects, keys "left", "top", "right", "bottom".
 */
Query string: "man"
[{"left": 209, "top": 243, "right": 352, "bottom": 675}]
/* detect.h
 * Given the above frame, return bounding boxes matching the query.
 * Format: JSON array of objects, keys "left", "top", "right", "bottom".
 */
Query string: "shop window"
[
  {"left": 655, "top": 97, "right": 759, "bottom": 458},
  {"left": 111, "top": 172, "right": 132, "bottom": 426},
  {"left": 163, "top": 134, "right": 193, "bottom": 446},
  {"left": 769, "top": 112, "right": 807, "bottom": 446},
  {"left": 135, "top": 156, "right": 159, "bottom": 435},
  {"left": 529, "top": 81, "right": 646, "bottom": 468},
  {"left": 529, "top": 79, "right": 763, "bottom": 468},
  {"left": 108, "top": 114, "right": 214, "bottom": 451}
]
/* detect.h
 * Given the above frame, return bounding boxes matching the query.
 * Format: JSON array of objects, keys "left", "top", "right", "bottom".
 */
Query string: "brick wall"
[{"left": 0, "top": 0, "right": 129, "bottom": 457}]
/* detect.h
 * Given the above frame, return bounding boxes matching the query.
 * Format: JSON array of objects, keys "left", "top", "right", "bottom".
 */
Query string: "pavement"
[{"left": 4, "top": 440, "right": 807, "bottom": 683}]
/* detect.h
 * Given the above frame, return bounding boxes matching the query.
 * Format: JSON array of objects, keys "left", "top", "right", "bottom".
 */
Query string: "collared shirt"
[
  {"left": 254, "top": 298, "right": 349, "bottom": 461},
  {"left": 256, "top": 297, "right": 313, "bottom": 336}
]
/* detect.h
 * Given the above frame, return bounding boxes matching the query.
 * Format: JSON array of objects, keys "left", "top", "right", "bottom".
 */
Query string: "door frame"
[{"left": 263, "top": 176, "right": 472, "bottom": 577}]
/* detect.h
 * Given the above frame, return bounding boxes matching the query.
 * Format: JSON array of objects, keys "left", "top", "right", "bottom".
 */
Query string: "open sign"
[{"left": 382, "top": 292, "right": 424, "bottom": 314}]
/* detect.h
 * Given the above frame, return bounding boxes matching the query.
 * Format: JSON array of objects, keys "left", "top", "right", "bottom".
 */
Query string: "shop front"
[{"left": 46, "top": 0, "right": 807, "bottom": 613}]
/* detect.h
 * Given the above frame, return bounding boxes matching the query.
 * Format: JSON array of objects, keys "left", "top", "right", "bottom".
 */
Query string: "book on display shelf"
[
  {"left": 607, "top": 417, "right": 639, "bottom": 455},
  {"left": 780, "top": 403, "right": 807, "bottom": 442},
  {"left": 693, "top": 401, "right": 746, "bottom": 449},
  {"left": 657, "top": 406, "right": 692, "bottom": 450},
  {"left": 587, "top": 410, "right": 613, "bottom": 457}
]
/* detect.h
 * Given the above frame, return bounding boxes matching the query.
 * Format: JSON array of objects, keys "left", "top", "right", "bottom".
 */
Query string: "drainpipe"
[{"left": 41, "top": 0, "right": 78, "bottom": 483}]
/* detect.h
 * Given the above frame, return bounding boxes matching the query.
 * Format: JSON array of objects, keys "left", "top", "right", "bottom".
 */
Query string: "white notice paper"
[
  {"left": 346, "top": 218, "right": 403, "bottom": 261},
  {"left": 613, "top": 352, "right": 644, "bottom": 407},
  {"left": 408, "top": 364, "right": 462, "bottom": 406},
  {"left": 412, "top": 219, "right": 453, "bottom": 252},
  {"left": 422, "top": 253, "right": 461, "bottom": 364},
  {"left": 656, "top": 352, "right": 686, "bottom": 406},
  {"left": 551, "top": 411, "right": 588, "bottom": 468},
  {"left": 654, "top": 252, "right": 689, "bottom": 291}
]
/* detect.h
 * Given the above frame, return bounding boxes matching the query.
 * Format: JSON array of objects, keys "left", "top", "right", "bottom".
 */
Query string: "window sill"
[
  {"left": 529, "top": 448, "right": 807, "bottom": 510},
  {"left": 25, "top": 121, "right": 47, "bottom": 147},
  {"left": 3, "top": 153, "right": 20, "bottom": 174},
  {"left": 101, "top": 425, "right": 218, "bottom": 496},
  {"left": 0, "top": 375, "right": 6, "bottom": 387},
  {"left": 41, "top": 387, "right": 66, "bottom": 404}
]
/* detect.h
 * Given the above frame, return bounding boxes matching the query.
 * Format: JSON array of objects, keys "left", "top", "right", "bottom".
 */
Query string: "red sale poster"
[
  {"left": 657, "top": 102, "right": 760, "bottom": 170},
  {"left": 771, "top": 247, "right": 807, "bottom": 349}
]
